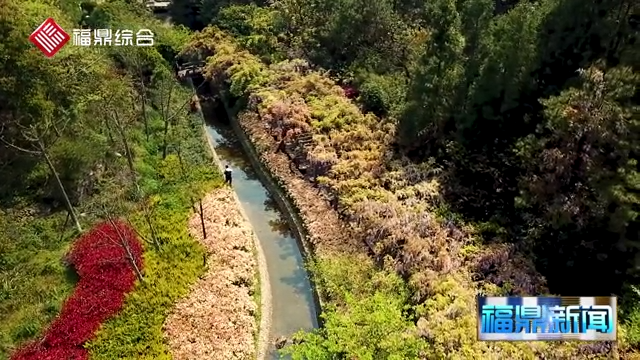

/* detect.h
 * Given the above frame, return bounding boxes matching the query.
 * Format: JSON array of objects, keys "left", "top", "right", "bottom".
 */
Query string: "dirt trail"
[{"left": 163, "top": 189, "right": 262, "bottom": 360}]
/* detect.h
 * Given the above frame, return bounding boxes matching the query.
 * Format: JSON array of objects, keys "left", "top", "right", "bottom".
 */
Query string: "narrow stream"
[{"left": 199, "top": 95, "right": 318, "bottom": 359}]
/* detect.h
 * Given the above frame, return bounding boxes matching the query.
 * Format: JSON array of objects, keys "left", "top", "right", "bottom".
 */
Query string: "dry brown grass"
[{"left": 163, "top": 189, "right": 257, "bottom": 360}]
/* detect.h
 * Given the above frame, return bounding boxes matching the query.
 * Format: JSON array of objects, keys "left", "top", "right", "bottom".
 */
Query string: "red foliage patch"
[
  {"left": 341, "top": 85, "right": 359, "bottom": 99},
  {"left": 12, "top": 221, "right": 144, "bottom": 360}
]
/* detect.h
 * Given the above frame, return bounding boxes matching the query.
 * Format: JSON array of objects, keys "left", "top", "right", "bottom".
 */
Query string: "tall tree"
[
  {"left": 453, "top": 0, "right": 493, "bottom": 117},
  {"left": 459, "top": 0, "right": 553, "bottom": 143},
  {"left": 151, "top": 67, "right": 193, "bottom": 159},
  {"left": 398, "top": 0, "right": 465, "bottom": 148},
  {"left": 112, "top": 47, "right": 165, "bottom": 141},
  {"left": 0, "top": 116, "right": 83, "bottom": 232},
  {"left": 516, "top": 64, "right": 640, "bottom": 294}
]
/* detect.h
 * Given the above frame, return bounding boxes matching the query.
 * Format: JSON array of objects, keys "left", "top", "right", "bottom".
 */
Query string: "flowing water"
[{"left": 200, "top": 97, "right": 318, "bottom": 359}]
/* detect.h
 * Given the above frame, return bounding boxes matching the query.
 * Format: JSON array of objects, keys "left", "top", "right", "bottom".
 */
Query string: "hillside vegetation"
[
  {"left": 0, "top": 0, "right": 229, "bottom": 358},
  {"left": 0, "top": 0, "right": 638, "bottom": 358},
  {"left": 175, "top": 0, "right": 639, "bottom": 358}
]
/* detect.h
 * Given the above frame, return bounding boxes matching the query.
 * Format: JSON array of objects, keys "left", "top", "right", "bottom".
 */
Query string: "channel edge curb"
[{"left": 221, "top": 94, "right": 326, "bottom": 327}]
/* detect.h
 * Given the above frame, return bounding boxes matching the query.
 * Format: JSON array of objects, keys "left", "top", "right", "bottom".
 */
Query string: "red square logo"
[{"left": 29, "top": 18, "right": 70, "bottom": 58}]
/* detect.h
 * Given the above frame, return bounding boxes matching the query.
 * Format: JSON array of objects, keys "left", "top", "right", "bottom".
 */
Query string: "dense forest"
[{"left": 0, "top": 0, "right": 638, "bottom": 358}]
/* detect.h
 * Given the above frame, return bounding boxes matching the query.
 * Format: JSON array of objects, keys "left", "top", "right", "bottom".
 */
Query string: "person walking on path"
[{"left": 224, "top": 165, "right": 233, "bottom": 185}]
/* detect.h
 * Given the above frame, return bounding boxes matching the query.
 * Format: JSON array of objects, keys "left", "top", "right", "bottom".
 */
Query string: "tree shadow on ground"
[
  {"left": 264, "top": 196, "right": 294, "bottom": 238},
  {"left": 0, "top": 155, "right": 43, "bottom": 209},
  {"left": 200, "top": 100, "right": 262, "bottom": 182}
]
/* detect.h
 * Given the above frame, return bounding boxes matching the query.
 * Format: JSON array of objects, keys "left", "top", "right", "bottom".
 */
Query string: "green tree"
[
  {"left": 516, "top": 64, "right": 639, "bottom": 294},
  {"left": 150, "top": 66, "right": 194, "bottom": 159},
  {"left": 459, "top": 0, "right": 553, "bottom": 142},
  {"left": 398, "top": 0, "right": 465, "bottom": 148},
  {"left": 453, "top": 0, "right": 493, "bottom": 117},
  {"left": 111, "top": 47, "right": 165, "bottom": 141},
  {"left": 0, "top": 0, "right": 115, "bottom": 231},
  {"left": 283, "top": 258, "right": 427, "bottom": 359},
  {"left": 0, "top": 116, "right": 83, "bottom": 232},
  {"left": 285, "top": 293, "right": 426, "bottom": 360},
  {"left": 215, "top": 4, "right": 284, "bottom": 61},
  {"left": 274, "top": 0, "right": 407, "bottom": 73}
]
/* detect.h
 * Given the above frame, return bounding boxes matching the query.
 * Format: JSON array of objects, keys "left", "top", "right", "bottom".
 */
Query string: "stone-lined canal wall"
[{"left": 220, "top": 94, "right": 326, "bottom": 325}]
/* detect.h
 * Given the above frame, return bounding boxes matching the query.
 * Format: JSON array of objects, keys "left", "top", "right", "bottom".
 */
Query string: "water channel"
[
  {"left": 198, "top": 87, "right": 319, "bottom": 359},
  {"left": 153, "top": 6, "right": 319, "bottom": 358}
]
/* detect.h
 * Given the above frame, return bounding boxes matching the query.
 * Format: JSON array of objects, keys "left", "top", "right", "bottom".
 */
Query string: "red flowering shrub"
[
  {"left": 12, "top": 221, "right": 143, "bottom": 360},
  {"left": 341, "top": 85, "right": 359, "bottom": 99}
]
